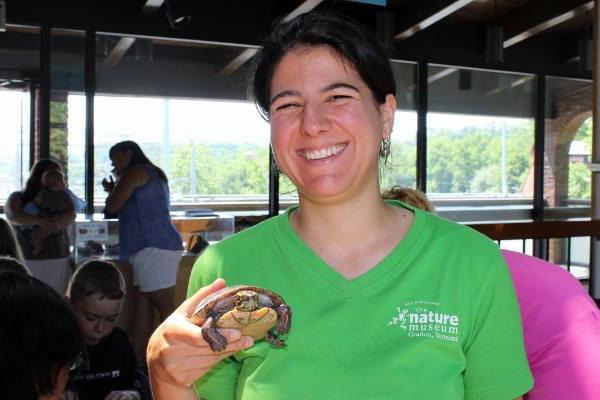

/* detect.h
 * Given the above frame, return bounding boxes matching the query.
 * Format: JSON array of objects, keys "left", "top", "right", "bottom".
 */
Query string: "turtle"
[{"left": 189, "top": 285, "right": 292, "bottom": 352}]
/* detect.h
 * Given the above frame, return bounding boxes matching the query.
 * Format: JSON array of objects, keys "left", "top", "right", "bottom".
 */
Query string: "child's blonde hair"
[{"left": 382, "top": 186, "right": 436, "bottom": 213}]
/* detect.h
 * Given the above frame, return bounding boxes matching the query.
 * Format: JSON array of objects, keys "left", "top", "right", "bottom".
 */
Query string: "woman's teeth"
[{"left": 305, "top": 144, "right": 345, "bottom": 160}]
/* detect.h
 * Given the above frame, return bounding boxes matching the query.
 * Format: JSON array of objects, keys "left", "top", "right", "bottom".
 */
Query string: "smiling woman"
[{"left": 146, "top": 9, "right": 533, "bottom": 400}]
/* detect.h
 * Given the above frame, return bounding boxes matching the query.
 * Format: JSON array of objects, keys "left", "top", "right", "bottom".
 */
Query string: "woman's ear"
[{"left": 379, "top": 94, "right": 396, "bottom": 139}]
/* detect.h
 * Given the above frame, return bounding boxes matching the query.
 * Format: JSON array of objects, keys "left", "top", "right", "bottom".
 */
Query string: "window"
[
  {"left": 0, "top": 26, "right": 37, "bottom": 201},
  {"left": 427, "top": 66, "right": 535, "bottom": 201},
  {"left": 380, "top": 60, "right": 418, "bottom": 191}
]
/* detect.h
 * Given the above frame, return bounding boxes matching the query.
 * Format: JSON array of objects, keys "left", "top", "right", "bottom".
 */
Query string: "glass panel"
[
  {"left": 50, "top": 29, "right": 86, "bottom": 209},
  {"left": 545, "top": 77, "right": 592, "bottom": 209},
  {"left": 380, "top": 60, "right": 418, "bottom": 191},
  {"left": 0, "top": 26, "right": 37, "bottom": 202},
  {"left": 427, "top": 66, "right": 535, "bottom": 205},
  {"left": 94, "top": 34, "right": 270, "bottom": 210}
]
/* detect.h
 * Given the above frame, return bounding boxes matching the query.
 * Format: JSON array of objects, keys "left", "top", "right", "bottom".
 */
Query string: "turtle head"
[{"left": 235, "top": 290, "right": 259, "bottom": 311}]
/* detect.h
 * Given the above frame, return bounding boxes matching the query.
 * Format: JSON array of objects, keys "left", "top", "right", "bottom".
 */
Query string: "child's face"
[
  {"left": 41, "top": 170, "right": 66, "bottom": 191},
  {"left": 72, "top": 293, "right": 122, "bottom": 345}
]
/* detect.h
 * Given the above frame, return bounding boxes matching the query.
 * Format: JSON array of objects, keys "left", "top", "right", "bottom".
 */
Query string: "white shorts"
[
  {"left": 128, "top": 247, "right": 182, "bottom": 293},
  {"left": 25, "top": 256, "right": 72, "bottom": 295}
]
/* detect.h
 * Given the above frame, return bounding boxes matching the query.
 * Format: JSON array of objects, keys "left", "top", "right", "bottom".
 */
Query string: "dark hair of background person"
[
  {"left": 248, "top": 8, "right": 396, "bottom": 122},
  {"left": 21, "top": 159, "right": 62, "bottom": 204},
  {"left": 0, "top": 271, "right": 84, "bottom": 399},
  {"left": 0, "top": 217, "right": 25, "bottom": 262},
  {"left": 108, "top": 140, "right": 168, "bottom": 182},
  {"left": 68, "top": 259, "right": 126, "bottom": 305},
  {"left": 0, "top": 255, "right": 30, "bottom": 275}
]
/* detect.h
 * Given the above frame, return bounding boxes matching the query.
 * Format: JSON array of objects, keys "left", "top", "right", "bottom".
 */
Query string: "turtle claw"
[
  {"left": 265, "top": 331, "right": 286, "bottom": 347},
  {"left": 202, "top": 317, "right": 228, "bottom": 352}
]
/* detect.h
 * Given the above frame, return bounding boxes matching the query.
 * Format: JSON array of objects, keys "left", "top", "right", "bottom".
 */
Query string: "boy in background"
[{"left": 64, "top": 260, "right": 149, "bottom": 400}]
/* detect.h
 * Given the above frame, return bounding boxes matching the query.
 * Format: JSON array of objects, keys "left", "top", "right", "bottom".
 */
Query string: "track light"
[
  {"left": 164, "top": 0, "right": 191, "bottom": 29},
  {"left": 458, "top": 70, "right": 472, "bottom": 91},
  {"left": 135, "top": 39, "right": 153, "bottom": 62},
  {"left": 485, "top": 0, "right": 503, "bottom": 63},
  {"left": 485, "top": 25, "right": 504, "bottom": 63}
]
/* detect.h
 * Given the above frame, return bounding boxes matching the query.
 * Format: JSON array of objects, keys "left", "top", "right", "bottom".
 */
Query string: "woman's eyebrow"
[
  {"left": 269, "top": 89, "right": 300, "bottom": 106},
  {"left": 322, "top": 82, "right": 360, "bottom": 93}
]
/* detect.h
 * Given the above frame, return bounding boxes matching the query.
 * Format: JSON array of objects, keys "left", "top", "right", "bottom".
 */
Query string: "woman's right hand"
[
  {"left": 102, "top": 176, "right": 115, "bottom": 193},
  {"left": 147, "top": 278, "right": 254, "bottom": 399}
]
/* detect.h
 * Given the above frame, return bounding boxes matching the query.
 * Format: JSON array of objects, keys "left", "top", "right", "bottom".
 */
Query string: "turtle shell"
[{"left": 189, "top": 285, "right": 285, "bottom": 327}]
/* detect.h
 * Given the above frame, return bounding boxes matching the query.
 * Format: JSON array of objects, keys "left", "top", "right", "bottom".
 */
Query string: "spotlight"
[
  {"left": 485, "top": 25, "right": 504, "bottom": 63},
  {"left": 135, "top": 39, "right": 153, "bottom": 62},
  {"left": 458, "top": 70, "right": 472, "bottom": 91},
  {"left": 485, "top": 0, "right": 503, "bottom": 63},
  {"left": 164, "top": 0, "right": 191, "bottom": 29}
]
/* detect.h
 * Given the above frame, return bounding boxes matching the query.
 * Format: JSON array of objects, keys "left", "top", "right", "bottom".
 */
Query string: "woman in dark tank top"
[{"left": 102, "top": 140, "right": 183, "bottom": 364}]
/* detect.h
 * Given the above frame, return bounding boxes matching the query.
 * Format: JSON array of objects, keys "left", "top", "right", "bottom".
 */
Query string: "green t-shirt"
[{"left": 188, "top": 202, "right": 533, "bottom": 400}]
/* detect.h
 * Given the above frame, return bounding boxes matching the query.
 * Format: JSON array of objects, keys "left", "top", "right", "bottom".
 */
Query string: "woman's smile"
[{"left": 301, "top": 143, "right": 347, "bottom": 161}]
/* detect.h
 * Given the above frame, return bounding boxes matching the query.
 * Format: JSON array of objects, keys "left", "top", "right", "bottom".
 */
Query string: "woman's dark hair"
[
  {"left": 0, "top": 271, "right": 84, "bottom": 399},
  {"left": 249, "top": 9, "right": 396, "bottom": 121},
  {"left": 109, "top": 140, "right": 168, "bottom": 182},
  {"left": 68, "top": 259, "right": 126, "bottom": 305},
  {"left": 21, "top": 159, "right": 61, "bottom": 204},
  {"left": 0, "top": 218, "right": 25, "bottom": 263}
]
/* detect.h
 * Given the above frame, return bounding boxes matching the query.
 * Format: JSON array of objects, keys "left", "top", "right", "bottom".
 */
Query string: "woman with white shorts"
[{"left": 103, "top": 140, "right": 183, "bottom": 363}]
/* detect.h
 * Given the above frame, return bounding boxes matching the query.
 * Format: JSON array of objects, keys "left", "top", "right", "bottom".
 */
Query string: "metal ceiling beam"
[
  {"left": 216, "top": 0, "right": 326, "bottom": 77},
  {"left": 503, "top": 0, "right": 593, "bottom": 48},
  {"left": 394, "top": 0, "right": 475, "bottom": 41},
  {"left": 101, "top": 0, "right": 164, "bottom": 69},
  {"left": 102, "top": 37, "right": 136, "bottom": 68}
]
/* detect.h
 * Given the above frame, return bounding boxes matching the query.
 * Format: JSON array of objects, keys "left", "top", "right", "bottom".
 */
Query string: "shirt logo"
[{"left": 388, "top": 300, "right": 460, "bottom": 343}]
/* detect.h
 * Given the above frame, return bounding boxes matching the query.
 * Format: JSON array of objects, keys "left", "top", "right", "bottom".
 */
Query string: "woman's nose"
[{"left": 300, "top": 102, "right": 330, "bottom": 136}]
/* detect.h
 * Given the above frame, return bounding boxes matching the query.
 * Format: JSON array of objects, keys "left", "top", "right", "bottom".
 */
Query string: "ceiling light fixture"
[
  {"left": 485, "top": 0, "right": 503, "bottom": 63},
  {"left": 164, "top": 0, "right": 191, "bottom": 29}
]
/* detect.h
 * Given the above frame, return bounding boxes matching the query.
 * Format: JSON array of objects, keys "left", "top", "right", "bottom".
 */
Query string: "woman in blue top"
[{"left": 103, "top": 140, "right": 183, "bottom": 363}]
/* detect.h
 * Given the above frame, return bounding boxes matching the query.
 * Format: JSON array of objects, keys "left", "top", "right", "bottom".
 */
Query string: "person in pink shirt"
[
  {"left": 503, "top": 250, "right": 600, "bottom": 399},
  {"left": 382, "top": 186, "right": 600, "bottom": 399}
]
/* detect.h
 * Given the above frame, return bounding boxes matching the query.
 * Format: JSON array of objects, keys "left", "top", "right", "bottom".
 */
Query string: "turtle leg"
[
  {"left": 201, "top": 315, "right": 228, "bottom": 352},
  {"left": 265, "top": 330, "right": 286, "bottom": 347},
  {"left": 275, "top": 303, "right": 292, "bottom": 334}
]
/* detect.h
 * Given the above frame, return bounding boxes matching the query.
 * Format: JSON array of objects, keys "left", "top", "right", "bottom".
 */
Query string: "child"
[
  {"left": 64, "top": 260, "right": 150, "bottom": 400},
  {"left": 0, "top": 263, "right": 84, "bottom": 400},
  {"left": 22, "top": 169, "right": 73, "bottom": 256}
]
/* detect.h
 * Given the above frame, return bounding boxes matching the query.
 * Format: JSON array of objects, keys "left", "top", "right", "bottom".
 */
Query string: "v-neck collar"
[{"left": 276, "top": 201, "right": 426, "bottom": 296}]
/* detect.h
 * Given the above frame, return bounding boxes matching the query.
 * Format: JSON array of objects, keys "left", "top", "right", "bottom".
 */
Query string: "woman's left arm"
[{"left": 105, "top": 166, "right": 148, "bottom": 214}]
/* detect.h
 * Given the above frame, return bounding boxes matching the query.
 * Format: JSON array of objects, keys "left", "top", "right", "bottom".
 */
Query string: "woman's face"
[
  {"left": 268, "top": 46, "right": 395, "bottom": 204},
  {"left": 110, "top": 150, "right": 132, "bottom": 176}
]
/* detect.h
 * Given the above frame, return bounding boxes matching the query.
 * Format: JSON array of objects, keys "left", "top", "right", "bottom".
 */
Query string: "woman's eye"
[
  {"left": 328, "top": 95, "right": 350, "bottom": 102},
  {"left": 275, "top": 103, "right": 298, "bottom": 111}
]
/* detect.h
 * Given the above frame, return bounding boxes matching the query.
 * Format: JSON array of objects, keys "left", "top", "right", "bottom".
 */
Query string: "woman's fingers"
[{"left": 147, "top": 278, "right": 251, "bottom": 388}]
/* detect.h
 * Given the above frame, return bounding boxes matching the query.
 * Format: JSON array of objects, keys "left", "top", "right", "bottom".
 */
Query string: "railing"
[{"left": 467, "top": 220, "right": 600, "bottom": 275}]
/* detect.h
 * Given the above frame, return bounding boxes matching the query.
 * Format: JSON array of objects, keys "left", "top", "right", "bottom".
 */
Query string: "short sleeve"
[
  {"left": 188, "top": 249, "right": 241, "bottom": 400},
  {"left": 463, "top": 248, "right": 533, "bottom": 400}
]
